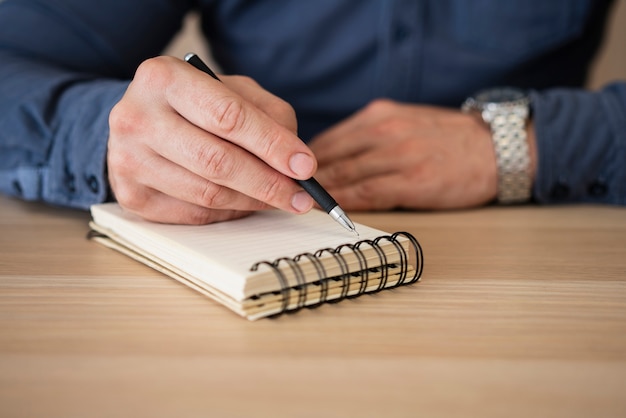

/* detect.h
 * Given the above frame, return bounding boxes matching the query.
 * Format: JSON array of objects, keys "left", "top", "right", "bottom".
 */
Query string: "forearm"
[
  {"left": 0, "top": 55, "right": 128, "bottom": 208},
  {"left": 0, "top": 0, "right": 190, "bottom": 208},
  {"left": 531, "top": 82, "right": 626, "bottom": 205}
]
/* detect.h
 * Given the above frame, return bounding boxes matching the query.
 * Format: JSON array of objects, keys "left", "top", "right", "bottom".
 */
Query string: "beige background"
[
  {"left": 589, "top": 0, "right": 626, "bottom": 88},
  {"left": 165, "top": 2, "right": 626, "bottom": 90}
]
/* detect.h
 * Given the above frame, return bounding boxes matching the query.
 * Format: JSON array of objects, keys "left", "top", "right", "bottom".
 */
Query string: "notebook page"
[{"left": 91, "top": 204, "right": 390, "bottom": 300}]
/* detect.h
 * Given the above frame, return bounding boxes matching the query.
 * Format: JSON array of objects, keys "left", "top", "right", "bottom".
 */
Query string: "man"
[{"left": 0, "top": 0, "right": 624, "bottom": 224}]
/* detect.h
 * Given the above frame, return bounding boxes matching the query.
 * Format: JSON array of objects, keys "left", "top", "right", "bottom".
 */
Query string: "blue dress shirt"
[{"left": 0, "top": 0, "right": 624, "bottom": 209}]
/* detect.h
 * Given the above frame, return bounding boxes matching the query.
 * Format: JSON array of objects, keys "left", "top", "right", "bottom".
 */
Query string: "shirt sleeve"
[
  {"left": 531, "top": 82, "right": 626, "bottom": 205},
  {"left": 0, "top": 0, "right": 191, "bottom": 209}
]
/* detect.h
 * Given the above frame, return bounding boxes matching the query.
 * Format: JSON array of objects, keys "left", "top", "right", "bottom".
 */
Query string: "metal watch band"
[{"left": 486, "top": 104, "right": 531, "bottom": 204}]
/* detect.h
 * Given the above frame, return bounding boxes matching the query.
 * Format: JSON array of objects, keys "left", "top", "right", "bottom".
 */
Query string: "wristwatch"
[{"left": 462, "top": 87, "right": 532, "bottom": 204}]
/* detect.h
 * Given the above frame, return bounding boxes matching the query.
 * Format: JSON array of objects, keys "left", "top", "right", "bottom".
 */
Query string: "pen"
[{"left": 184, "top": 53, "right": 358, "bottom": 235}]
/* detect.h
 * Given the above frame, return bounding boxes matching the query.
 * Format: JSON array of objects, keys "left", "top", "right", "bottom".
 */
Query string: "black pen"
[{"left": 184, "top": 53, "right": 358, "bottom": 235}]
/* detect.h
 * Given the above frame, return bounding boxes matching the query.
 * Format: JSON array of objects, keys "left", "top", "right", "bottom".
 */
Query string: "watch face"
[{"left": 475, "top": 87, "right": 526, "bottom": 104}]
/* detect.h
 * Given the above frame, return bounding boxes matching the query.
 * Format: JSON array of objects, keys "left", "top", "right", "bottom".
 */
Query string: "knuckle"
[
  {"left": 256, "top": 173, "right": 284, "bottom": 204},
  {"left": 108, "top": 102, "right": 142, "bottom": 138},
  {"left": 112, "top": 183, "right": 142, "bottom": 211},
  {"left": 197, "top": 144, "right": 237, "bottom": 180},
  {"left": 268, "top": 97, "right": 296, "bottom": 120},
  {"left": 198, "top": 181, "right": 226, "bottom": 208},
  {"left": 185, "top": 210, "right": 212, "bottom": 225},
  {"left": 268, "top": 98, "right": 297, "bottom": 132},
  {"left": 107, "top": 128, "right": 143, "bottom": 173},
  {"left": 106, "top": 144, "right": 133, "bottom": 176},
  {"left": 134, "top": 56, "right": 176, "bottom": 90},
  {"left": 255, "top": 126, "right": 282, "bottom": 161},
  {"left": 365, "top": 98, "right": 394, "bottom": 114},
  {"left": 213, "top": 96, "right": 246, "bottom": 135},
  {"left": 189, "top": 209, "right": 249, "bottom": 225},
  {"left": 232, "top": 74, "right": 296, "bottom": 131},
  {"left": 107, "top": 149, "right": 143, "bottom": 210}
]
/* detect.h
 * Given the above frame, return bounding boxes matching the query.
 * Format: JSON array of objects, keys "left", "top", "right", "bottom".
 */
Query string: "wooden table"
[{"left": 1, "top": 195, "right": 625, "bottom": 417}]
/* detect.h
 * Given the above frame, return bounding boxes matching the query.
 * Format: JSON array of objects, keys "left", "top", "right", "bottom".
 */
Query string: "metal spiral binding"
[{"left": 249, "top": 231, "right": 423, "bottom": 317}]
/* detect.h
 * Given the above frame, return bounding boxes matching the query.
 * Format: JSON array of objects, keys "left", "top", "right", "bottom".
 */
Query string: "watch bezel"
[
  {"left": 474, "top": 87, "right": 527, "bottom": 105},
  {"left": 462, "top": 87, "right": 530, "bottom": 124}
]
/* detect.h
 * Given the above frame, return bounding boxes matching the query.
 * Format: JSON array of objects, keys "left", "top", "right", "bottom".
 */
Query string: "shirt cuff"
[
  {"left": 530, "top": 84, "right": 626, "bottom": 205},
  {"left": 42, "top": 79, "right": 128, "bottom": 209}
]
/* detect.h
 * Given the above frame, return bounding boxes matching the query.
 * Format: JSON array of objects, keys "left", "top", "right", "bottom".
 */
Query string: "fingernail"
[
  {"left": 291, "top": 191, "right": 314, "bottom": 213},
  {"left": 289, "top": 153, "right": 315, "bottom": 178}
]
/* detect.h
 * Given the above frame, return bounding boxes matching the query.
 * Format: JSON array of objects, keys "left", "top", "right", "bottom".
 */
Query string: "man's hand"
[
  {"left": 309, "top": 99, "right": 536, "bottom": 210},
  {"left": 107, "top": 56, "right": 316, "bottom": 224}
]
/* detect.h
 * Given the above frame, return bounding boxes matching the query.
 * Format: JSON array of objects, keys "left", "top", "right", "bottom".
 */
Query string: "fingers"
[
  {"left": 117, "top": 185, "right": 253, "bottom": 225},
  {"left": 323, "top": 173, "right": 408, "bottom": 211},
  {"left": 324, "top": 165, "right": 468, "bottom": 211},
  {"left": 309, "top": 99, "right": 392, "bottom": 164},
  {"left": 309, "top": 100, "right": 499, "bottom": 211},
  {"left": 141, "top": 109, "right": 311, "bottom": 213},
  {"left": 107, "top": 56, "right": 317, "bottom": 224},
  {"left": 147, "top": 57, "right": 316, "bottom": 180},
  {"left": 313, "top": 140, "right": 405, "bottom": 188},
  {"left": 222, "top": 75, "right": 298, "bottom": 134},
  {"left": 311, "top": 100, "right": 415, "bottom": 188},
  {"left": 110, "top": 143, "right": 270, "bottom": 212}
]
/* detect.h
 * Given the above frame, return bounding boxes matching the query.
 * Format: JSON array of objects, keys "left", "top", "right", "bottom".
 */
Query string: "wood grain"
[{"left": 1, "top": 196, "right": 625, "bottom": 418}]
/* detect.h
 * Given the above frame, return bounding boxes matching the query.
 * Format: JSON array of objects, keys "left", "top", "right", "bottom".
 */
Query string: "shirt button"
[
  {"left": 12, "top": 180, "right": 23, "bottom": 196},
  {"left": 550, "top": 181, "right": 570, "bottom": 199},
  {"left": 587, "top": 179, "right": 608, "bottom": 197},
  {"left": 86, "top": 175, "right": 99, "bottom": 194},
  {"left": 66, "top": 174, "right": 76, "bottom": 194}
]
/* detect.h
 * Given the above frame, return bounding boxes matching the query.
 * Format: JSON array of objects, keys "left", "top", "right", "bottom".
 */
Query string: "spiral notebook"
[{"left": 89, "top": 203, "right": 423, "bottom": 320}]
